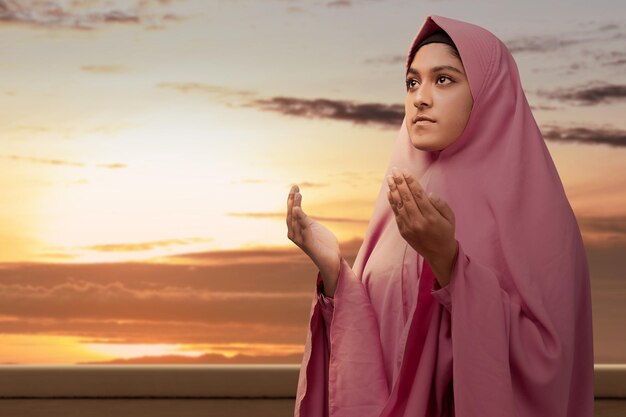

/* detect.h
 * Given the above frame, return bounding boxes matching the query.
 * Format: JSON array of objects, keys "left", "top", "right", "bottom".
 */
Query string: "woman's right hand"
[{"left": 287, "top": 184, "right": 341, "bottom": 297}]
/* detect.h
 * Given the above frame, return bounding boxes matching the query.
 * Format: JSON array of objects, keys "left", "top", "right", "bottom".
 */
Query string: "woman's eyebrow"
[{"left": 406, "top": 65, "right": 464, "bottom": 77}]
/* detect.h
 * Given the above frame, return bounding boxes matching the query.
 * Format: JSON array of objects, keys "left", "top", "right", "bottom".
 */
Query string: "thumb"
[
  {"left": 294, "top": 206, "right": 308, "bottom": 223},
  {"left": 428, "top": 192, "right": 455, "bottom": 224}
]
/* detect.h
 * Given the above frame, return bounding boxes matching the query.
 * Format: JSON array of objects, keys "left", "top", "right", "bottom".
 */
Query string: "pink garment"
[
  {"left": 317, "top": 246, "right": 426, "bottom": 391},
  {"left": 294, "top": 14, "right": 594, "bottom": 417}
]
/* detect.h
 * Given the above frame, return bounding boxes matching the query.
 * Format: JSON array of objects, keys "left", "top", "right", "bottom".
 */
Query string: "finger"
[
  {"left": 287, "top": 185, "right": 299, "bottom": 239},
  {"left": 390, "top": 168, "right": 423, "bottom": 223},
  {"left": 387, "top": 190, "right": 398, "bottom": 216},
  {"left": 386, "top": 175, "right": 404, "bottom": 214},
  {"left": 292, "top": 192, "right": 304, "bottom": 243},
  {"left": 401, "top": 168, "right": 438, "bottom": 219}
]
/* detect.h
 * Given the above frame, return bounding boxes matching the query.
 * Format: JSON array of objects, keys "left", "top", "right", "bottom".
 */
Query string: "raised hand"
[
  {"left": 386, "top": 167, "right": 459, "bottom": 287},
  {"left": 287, "top": 184, "right": 341, "bottom": 296}
]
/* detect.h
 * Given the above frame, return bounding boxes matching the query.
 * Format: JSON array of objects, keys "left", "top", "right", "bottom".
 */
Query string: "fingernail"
[
  {"left": 386, "top": 175, "right": 394, "bottom": 186},
  {"left": 391, "top": 167, "right": 400, "bottom": 178}
]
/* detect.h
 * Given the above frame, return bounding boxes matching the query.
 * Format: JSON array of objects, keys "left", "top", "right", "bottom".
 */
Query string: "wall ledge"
[{"left": 0, "top": 363, "right": 623, "bottom": 398}]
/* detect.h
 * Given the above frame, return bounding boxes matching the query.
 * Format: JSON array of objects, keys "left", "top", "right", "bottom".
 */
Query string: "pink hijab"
[{"left": 294, "top": 14, "right": 594, "bottom": 417}]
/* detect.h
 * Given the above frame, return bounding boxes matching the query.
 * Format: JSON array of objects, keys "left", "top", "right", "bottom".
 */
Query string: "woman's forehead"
[{"left": 408, "top": 45, "right": 465, "bottom": 76}]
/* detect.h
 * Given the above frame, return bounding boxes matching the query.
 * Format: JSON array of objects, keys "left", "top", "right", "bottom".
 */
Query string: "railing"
[{"left": 0, "top": 364, "right": 624, "bottom": 416}]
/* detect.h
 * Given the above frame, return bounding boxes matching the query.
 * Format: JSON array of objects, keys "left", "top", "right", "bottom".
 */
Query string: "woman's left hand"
[{"left": 386, "top": 167, "right": 459, "bottom": 285}]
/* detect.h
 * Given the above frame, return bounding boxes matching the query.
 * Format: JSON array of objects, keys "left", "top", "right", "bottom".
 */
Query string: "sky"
[{"left": 0, "top": 0, "right": 625, "bottom": 364}]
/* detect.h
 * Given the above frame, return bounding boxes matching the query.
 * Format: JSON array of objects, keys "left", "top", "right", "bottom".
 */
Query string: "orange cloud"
[{"left": 79, "top": 237, "right": 214, "bottom": 252}]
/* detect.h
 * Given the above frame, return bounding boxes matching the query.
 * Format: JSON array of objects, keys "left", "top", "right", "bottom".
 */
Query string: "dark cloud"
[
  {"left": 157, "top": 81, "right": 404, "bottom": 129},
  {"left": 244, "top": 96, "right": 404, "bottom": 129},
  {"left": 536, "top": 83, "right": 626, "bottom": 105},
  {"left": 327, "top": 0, "right": 351, "bottom": 7},
  {"left": 540, "top": 124, "right": 626, "bottom": 147},
  {"left": 0, "top": 0, "right": 184, "bottom": 30}
]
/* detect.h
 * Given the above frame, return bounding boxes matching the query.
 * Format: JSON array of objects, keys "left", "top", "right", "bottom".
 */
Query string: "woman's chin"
[{"left": 410, "top": 137, "right": 440, "bottom": 151}]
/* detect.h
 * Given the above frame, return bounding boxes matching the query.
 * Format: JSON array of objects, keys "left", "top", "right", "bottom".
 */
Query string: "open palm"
[{"left": 286, "top": 185, "right": 341, "bottom": 284}]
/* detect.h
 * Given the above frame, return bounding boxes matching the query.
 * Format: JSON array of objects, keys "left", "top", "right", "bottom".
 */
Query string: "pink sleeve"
[
  {"left": 430, "top": 267, "right": 452, "bottom": 313},
  {"left": 316, "top": 274, "right": 335, "bottom": 354},
  {"left": 295, "top": 257, "right": 389, "bottom": 417},
  {"left": 426, "top": 239, "right": 594, "bottom": 417}
]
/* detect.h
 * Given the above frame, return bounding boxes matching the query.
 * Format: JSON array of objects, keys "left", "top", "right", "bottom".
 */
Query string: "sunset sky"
[{"left": 1, "top": 0, "right": 625, "bottom": 365}]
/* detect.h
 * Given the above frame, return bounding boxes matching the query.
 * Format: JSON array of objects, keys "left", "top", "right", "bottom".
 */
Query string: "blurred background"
[{"left": 0, "top": 0, "right": 624, "bottom": 365}]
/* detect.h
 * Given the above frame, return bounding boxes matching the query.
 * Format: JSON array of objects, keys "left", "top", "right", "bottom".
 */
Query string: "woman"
[{"left": 286, "top": 15, "right": 594, "bottom": 417}]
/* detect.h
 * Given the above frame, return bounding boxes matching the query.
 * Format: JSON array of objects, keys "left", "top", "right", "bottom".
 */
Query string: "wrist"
[
  {"left": 321, "top": 263, "right": 340, "bottom": 297},
  {"left": 429, "top": 239, "right": 458, "bottom": 288}
]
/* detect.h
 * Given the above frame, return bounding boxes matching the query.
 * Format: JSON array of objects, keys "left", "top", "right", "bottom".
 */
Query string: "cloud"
[
  {"left": 362, "top": 54, "right": 406, "bottom": 66},
  {"left": 80, "top": 65, "right": 130, "bottom": 74},
  {"left": 0, "top": 234, "right": 623, "bottom": 363},
  {"left": 2, "top": 154, "right": 84, "bottom": 167},
  {"left": 0, "top": 239, "right": 366, "bottom": 352},
  {"left": 226, "top": 211, "right": 369, "bottom": 225},
  {"left": 502, "top": 22, "right": 625, "bottom": 54},
  {"left": 595, "top": 50, "right": 626, "bottom": 67},
  {"left": 1, "top": 123, "right": 134, "bottom": 139},
  {"left": 327, "top": 0, "right": 351, "bottom": 7},
  {"left": 95, "top": 163, "right": 126, "bottom": 169},
  {"left": 77, "top": 350, "right": 305, "bottom": 364},
  {"left": 157, "top": 82, "right": 625, "bottom": 143},
  {"left": 0, "top": 314, "right": 307, "bottom": 348},
  {"left": 536, "top": 83, "right": 626, "bottom": 105},
  {"left": 504, "top": 34, "right": 592, "bottom": 54},
  {"left": 245, "top": 96, "right": 403, "bottom": 129},
  {"left": 156, "top": 82, "right": 256, "bottom": 100},
  {"left": 1, "top": 154, "right": 127, "bottom": 169},
  {"left": 539, "top": 124, "right": 626, "bottom": 147},
  {"left": 157, "top": 81, "right": 404, "bottom": 129},
  {"left": 0, "top": 0, "right": 185, "bottom": 30},
  {"left": 0, "top": 271, "right": 313, "bottom": 325},
  {"left": 578, "top": 215, "right": 626, "bottom": 244},
  {"left": 80, "top": 237, "right": 213, "bottom": 252}
]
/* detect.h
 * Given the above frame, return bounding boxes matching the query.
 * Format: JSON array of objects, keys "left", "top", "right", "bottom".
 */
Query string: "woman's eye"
[{"left": 406, "top": 76, "right": 452, "bottom": 90}]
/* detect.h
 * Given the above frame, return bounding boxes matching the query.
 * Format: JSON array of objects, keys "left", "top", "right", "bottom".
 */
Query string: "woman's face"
[{"left": 404, "top": 43, "right": 473, "bottom": 151}]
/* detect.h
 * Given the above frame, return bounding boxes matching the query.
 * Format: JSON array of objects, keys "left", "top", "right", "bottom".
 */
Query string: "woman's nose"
[{"left": 413, "top": 84, "right": 432, "bottom": 108}]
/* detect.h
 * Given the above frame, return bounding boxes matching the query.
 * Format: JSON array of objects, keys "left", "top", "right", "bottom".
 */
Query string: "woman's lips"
[
  {"left": 414, "top": 120, "right": 435, "bottom": 126},
  {"left": 412, "top": 114, "right": 436, "bottom": 123}
]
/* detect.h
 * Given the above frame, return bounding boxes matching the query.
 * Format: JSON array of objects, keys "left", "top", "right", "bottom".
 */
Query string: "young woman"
[{"left": 287, "top": 15, "right": 594, "bottom": 417}]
